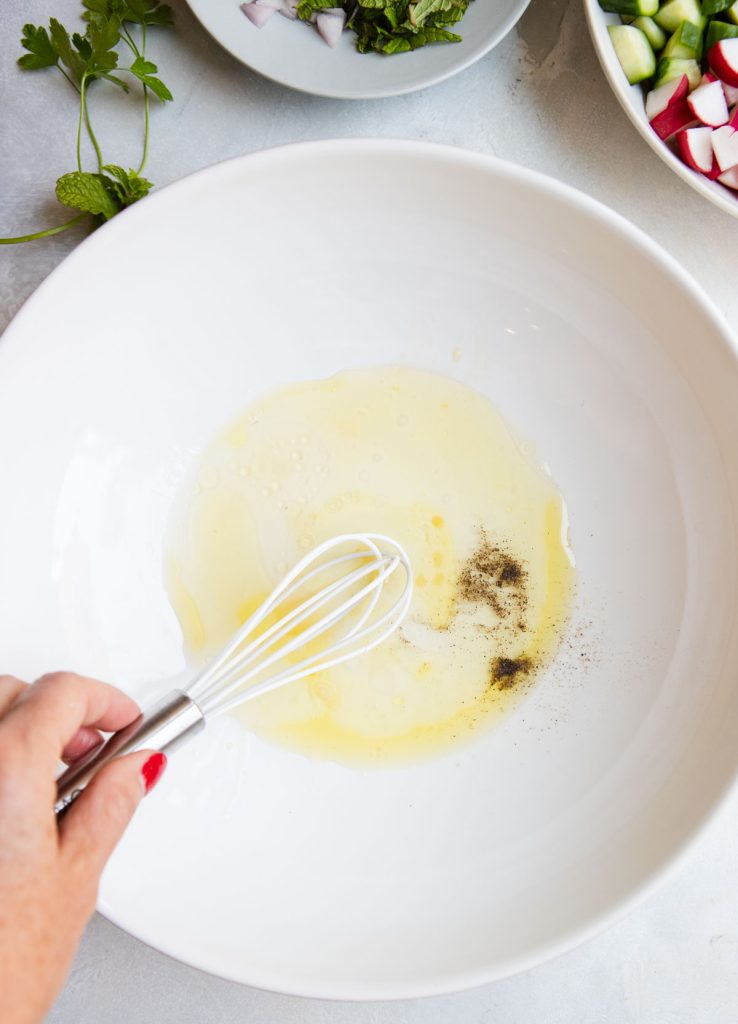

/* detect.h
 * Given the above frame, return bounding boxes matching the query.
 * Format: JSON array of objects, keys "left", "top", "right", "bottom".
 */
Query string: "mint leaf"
[
  {"left": 56, "top": 171, "right": 120, "bottom": 220},
  {"left": 18, "top": 24, "right": 58, "bottom": 70},
  {"left": 297, "top": 0, "right": 338, "bottom": 20},
  {"left": 102, "top": 164, "right": 153, "bottom": 205},
  {"left": 411, "top": 0, "right": 462, "bottom": 26},
  {"left": 347, "top": 0, "right": 471, "bottom": 52}
]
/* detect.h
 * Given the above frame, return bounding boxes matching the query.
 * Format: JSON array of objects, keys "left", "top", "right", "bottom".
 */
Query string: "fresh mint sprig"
[{"left": 1, "top": 0, "right": 174, "bottom": 245}]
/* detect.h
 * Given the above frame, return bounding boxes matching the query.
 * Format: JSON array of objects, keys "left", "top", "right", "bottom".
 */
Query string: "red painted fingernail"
[{"left": 141, "top": 752, "right": 167, "bottom": 794}]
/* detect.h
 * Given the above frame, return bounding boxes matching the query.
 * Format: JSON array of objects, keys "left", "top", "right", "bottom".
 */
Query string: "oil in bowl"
[{"left": 165, "top": 366, "right": 575, "bottom": 765}]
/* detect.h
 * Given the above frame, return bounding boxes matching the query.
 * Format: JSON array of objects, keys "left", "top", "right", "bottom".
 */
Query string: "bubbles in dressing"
[{"left": 166, "top": 366, "right": 575, "bottom": 765}]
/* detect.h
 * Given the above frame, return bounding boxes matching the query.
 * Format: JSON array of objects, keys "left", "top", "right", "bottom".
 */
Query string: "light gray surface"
[{"left": 2, "top": 0, "right": 738, "bottom": 1021}]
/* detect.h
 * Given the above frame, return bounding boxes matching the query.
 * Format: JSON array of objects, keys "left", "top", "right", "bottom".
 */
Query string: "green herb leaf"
[
  {"left": 87, "top": 16, "right": 121, "bottom": 70},
  {"left": 346, "top": 0, "right": 471, "bottom": 52},
  {"left": 129, "top": 55, "right": 173, "bottom": 100},
  {"left": 124, "top": 0, "right": 175, "bottom": 26},
  {"left": 102, "top": 164, "right": 153, "bottom": 204},
  {"left": 49, "top": 18, "right": 88, "bottom": 80},
  {"left": 296, "top": 0, "right": 339, "bottom": 20},
  {"left": 55, "top": 171, "right": 120, "bottom": 219},
  {"left": 18, "top": 24, "right": 58, "bottom": 70},
  {"left": 99, "top": 70, "right": 131, "bottom": 90}
]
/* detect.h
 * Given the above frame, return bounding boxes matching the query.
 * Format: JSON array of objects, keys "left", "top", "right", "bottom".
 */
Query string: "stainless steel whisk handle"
[{"left": 54, "top": 690, "right": 205, "bottom": 816}]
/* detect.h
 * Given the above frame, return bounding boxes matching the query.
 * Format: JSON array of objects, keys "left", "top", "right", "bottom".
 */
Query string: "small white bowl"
[
  {"left": 185, "top": 0, "right": 530, "bottom": 99},
  {"left": 583, "top": 0, "right": 738, "bottom": 219}
]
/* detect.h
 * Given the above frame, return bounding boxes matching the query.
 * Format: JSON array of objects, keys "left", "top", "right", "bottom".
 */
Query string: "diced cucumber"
[
  {"left": 701, "top": 0, "right": 733, "bottom": 13},
  {"left": 706, "top": 19, "right": 738, "bottom": 47},
  {"left": 728, "top": 2, "right": 738, "bottom": 25},
  {"left": 654, "top": 0, "right": 705, "bottom": 33},
  {"left": 654, "top": 56, "right": 702, "bottom": 89},
  {"left": 662, "top": 20, "right": 703, "bottom": 59},
  {"left": 608, "top": 25, "right": 657, "bottom": 83},
  {"left": 598, "top": 0, "right": 658, "bottom": 16},
  {"left": 632, "top": 15, "right": 667, "bottom": 49}
]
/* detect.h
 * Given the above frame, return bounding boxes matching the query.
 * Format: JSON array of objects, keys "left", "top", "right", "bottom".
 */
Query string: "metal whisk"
[{"left": 55, "top": 533, "right": 412, "bottom": 814}]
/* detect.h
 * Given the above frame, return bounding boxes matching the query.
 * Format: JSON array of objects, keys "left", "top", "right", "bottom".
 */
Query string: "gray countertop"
[{"left": 2, "top": 1, "right": 738, "bottom": 1020}]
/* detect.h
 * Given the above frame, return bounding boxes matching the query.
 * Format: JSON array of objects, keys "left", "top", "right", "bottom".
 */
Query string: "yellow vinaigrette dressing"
[{"left": 166, "top": 366, "right": 575, "bottom": 765}]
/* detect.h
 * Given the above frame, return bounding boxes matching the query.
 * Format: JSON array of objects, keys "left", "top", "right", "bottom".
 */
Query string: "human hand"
[{"left": 0, "top": 672, "right": 167, "bottom": 1024}]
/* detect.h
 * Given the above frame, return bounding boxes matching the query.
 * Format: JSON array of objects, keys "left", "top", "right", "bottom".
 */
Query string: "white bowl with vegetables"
[
  {"left": 584, "top": 0, "right": 738, "bottom": 217},
  {"left": 184, "top": 0, "right": 531, "bottom": 99}
]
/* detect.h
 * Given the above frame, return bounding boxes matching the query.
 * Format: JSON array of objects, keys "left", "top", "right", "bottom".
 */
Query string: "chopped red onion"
[
  {"left": 240, "top": 1, "right": 278, "bottom": 27},
  {"left": 315, "top": 9, "right": 345, "bottom": 47}
]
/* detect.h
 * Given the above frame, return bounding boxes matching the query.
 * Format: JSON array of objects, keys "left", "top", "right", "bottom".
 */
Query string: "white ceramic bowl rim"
[{"left": 4, "top": 140, "right": 738, "bottom": 999}]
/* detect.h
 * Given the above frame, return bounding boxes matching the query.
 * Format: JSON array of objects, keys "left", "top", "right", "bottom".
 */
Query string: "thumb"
[{"left": 59, "top": 750, "right": 167, "bottom": 884}]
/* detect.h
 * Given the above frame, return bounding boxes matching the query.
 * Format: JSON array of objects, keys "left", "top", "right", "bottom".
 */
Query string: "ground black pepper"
[
  {"left": 490, "top": 655, "right": 533, "bottom": 689},
  {"left": 457, "top": 533, "right": 535, "bottom": 693},
  {"left": 457, "top": 533, "right": 528, "bottom": 619}
]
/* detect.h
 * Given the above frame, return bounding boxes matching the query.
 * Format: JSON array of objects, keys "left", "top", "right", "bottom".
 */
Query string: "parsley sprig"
[{"left": 1, "top": 0, "right": 174, "bottom": 246}]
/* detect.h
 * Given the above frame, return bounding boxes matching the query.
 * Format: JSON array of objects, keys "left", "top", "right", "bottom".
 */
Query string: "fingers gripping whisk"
[{"left": 55, "top": 534, "right": 412, "bottom": 813}]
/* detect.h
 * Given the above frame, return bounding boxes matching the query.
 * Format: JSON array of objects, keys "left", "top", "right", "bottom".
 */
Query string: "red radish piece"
[
  {"left": 709, "top": 40, "right": 738, "bottom": 87},
  {"left": 650, "top": 100, "right": 697, "bottom": 141},
  {"left": 677, "top": 126, "right": 716, "bottom": 172},
  {"left": 724, "top": 81, "right": 738, "bottom": 105},
  {"left": 645, "top": 75, "right": 689, "bottom": 119},
  {"left": 711, "top": 124, "right": 738, "bottom": 169},
  {"left": 240, "top": 1, "right": 278, "bottom": 26},
  {"left": 730, "top": 105, "right": 738, "bottom": 128},
  {"left": 280, "top": 0, "right": 298, "bottom": 17},
  {"left": 718, "top": 165, "right": 738, "bottom": 189},
  {"left": 701, "top": 71, "right": 718, "bottom": 85},
  {"left": 687, "top": 80, "right": 730, "bottom": 126},
  {"left": 316, "top": 9, "right": 345, "bottom": 46}
]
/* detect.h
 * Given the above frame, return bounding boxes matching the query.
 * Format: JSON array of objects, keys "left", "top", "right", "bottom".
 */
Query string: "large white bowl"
[
  {"left": 584, "top": 0, "right": 738, "bottom": 219},
  {"left": 2, "top": 141, "right": 738, "bottom": 999},
  {"left": 185, "top": 0, "right": 530, "bottom": 98}
]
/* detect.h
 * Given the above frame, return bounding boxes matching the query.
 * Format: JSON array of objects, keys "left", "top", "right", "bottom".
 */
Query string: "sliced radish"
[
  {"left": 730, "top": 104, "right": 738, "bottom": 128},
  {"left": 315, "top": 9, "right": 345, "bottom": 47},
  {"left": 240, "top": 1, "right": 278, "bottom": 26},
  {"left": 718, "top": 165, "right": 738, "bottom": 189},
  {"left": 708, "top": 39, "right": 738, "bottom": 87},
  {"left": 706, "top": 155, "right": 723, "bottom": 180},
  {"left": 645, "top": 74, "right": 689, "bottom": 119},
  {"left": 701, "top": 71, "right": 719, "bottom": 85},
  {"left": 677, "top": 126, "right": 716, "bottom": 172},
  {"left": 687, "top": 80, "right": 730, "bottom": 126},
  {"left": 650, "top": 99, "right": 697, "bottom": 140},
  {"left": 724, "top": 81, "right": 738, "bottom": 105},
  {"left": 677, "top": 128, "right": 722, "bottom": 179},
  {"left": 711, "top": 124, "right": 738, "bottom": 169},
  {"left": 280, "top": 0, "right": 298, "bottom": 16}
]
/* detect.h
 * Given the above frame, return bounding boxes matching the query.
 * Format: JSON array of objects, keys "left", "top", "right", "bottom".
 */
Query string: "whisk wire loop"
[
  {"left": 197, "top": 555, "right": 401, "bottom": 710},
  {"left": 186, "top": 533, "right": 412, "bottom": 717}
]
